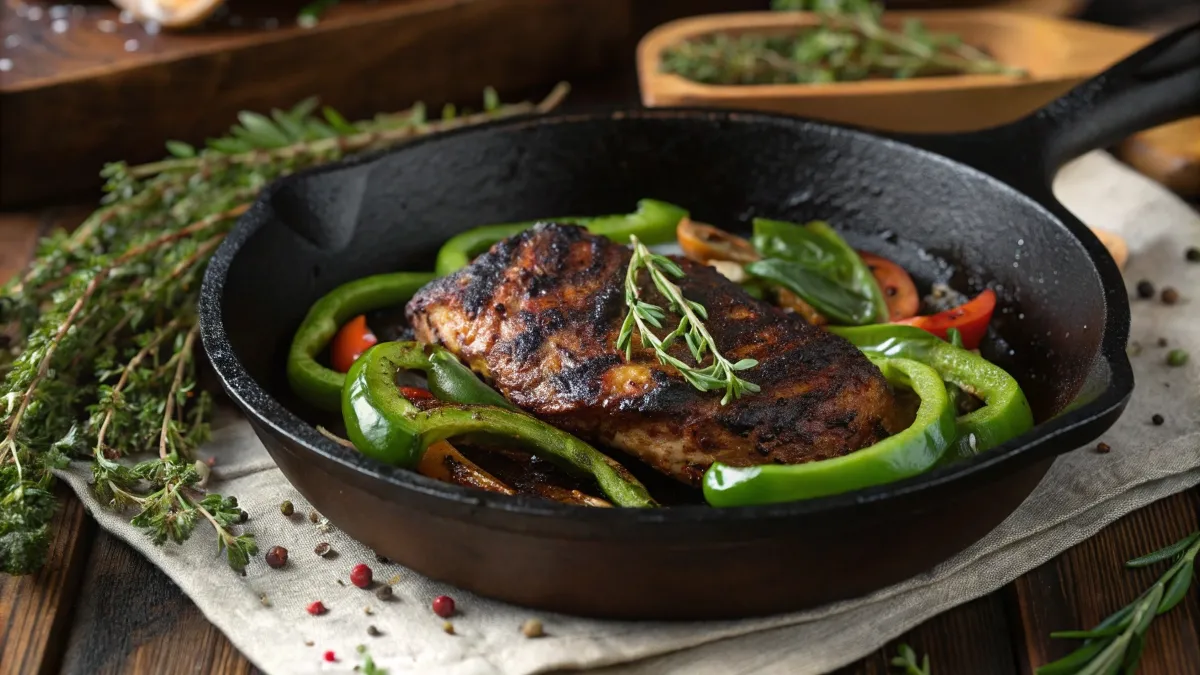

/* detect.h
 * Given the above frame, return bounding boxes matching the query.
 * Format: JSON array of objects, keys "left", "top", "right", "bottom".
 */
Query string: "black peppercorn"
[
  {"left": 238, "top": 510, "right": 249, "bottom": 523},
  {"left": 1161, "top": 287, "right": 1179, "bottom": 305},
  {"left": 1157, "top": 337, "right": 1168, "bottom": 348},
  {"left": 1135, "top": 280, "right": 1154, "bottom": 298},
  {"left": 1151, "top": 414, "right": 1164, "bottom": 426},
  {"left": 1186, "top": 247, "right": 1199, "bottom": 262},
  {"left": 266, "top": 546, "right": 289, "bottom": 568},
  {"left": 375, "top": 585, "right": 393, "bottom": 601},
  {"left": 375, "top": 554, "right": 390, "bottom": 564}
]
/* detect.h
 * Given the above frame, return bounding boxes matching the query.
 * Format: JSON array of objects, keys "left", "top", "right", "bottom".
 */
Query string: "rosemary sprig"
[
  {"left": 891, "top": 643, "right": 931, "bottom": 675},
  {"left": 1037, "top": 530, "right": 1200, "bottom": 675},
  {"left": 0, "top": 84, "right": 570, "bottom": 576},
  {"left": 616, "top": 236, "right": 759, "bottom": 405},
  {"left": 661, "top": 0, "right": 1022, "bottom": 86}
]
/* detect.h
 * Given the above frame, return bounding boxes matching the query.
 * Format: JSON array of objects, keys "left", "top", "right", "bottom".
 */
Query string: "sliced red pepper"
[
  {"left": 895, "top": 289, "right": 996, "bottom": 350},
  {"left": 330, "top": 314, "right": 378, "bottom": 373},
  {"left": 397, "top": 386, "right": 436, "bottom": 401},
  {"left": 858, "top": 251, "right": 919, "bottom": 321}
]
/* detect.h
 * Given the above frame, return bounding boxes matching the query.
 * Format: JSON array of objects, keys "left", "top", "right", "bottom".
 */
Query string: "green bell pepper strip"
[
  {"left": 829, "top": 324, "right": 1034, "bottom": 460},
  {"left": 287, "top": 271, "right": 436, "bottom": 412},
  {"left": 343, "top": 341, "right": 657, "bottom": 508},
  {"left": 434, "top": 199, "right": 688, "bottom": 276},
  {"left": 703, "top": 356, "right": 955, "bottom": 507}
]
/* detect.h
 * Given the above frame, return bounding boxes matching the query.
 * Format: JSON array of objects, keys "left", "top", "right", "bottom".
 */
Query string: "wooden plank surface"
[
  {"left": 0, "top": 486, "right": 95, "bottom": 675},
  {"left": 1, "top": 0, "right": 632, "bottom": 206},
  {"left": 1010, "top": 488, "right": 1200, "bottom": 675}
]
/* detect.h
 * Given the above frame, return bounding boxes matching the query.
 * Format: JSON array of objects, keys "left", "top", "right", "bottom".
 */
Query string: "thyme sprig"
[
  {"left": 661, "top": 0, "right": 1022, "bottom": 86},
  {"left": 1037, "top": 530, "right": 1200, "bottom": 675},
  {"left": 0, "top": 84, "right": 570, "bottom": 576},
  {"left": 617, "top": 236, "right": 759, "bottom": 405},
  {"left": 891, "top": 643, "right": 931, "bottom": 675}
]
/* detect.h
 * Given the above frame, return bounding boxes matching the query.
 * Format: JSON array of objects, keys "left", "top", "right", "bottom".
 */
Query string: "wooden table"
[{"left": 1, "top": 75, "right": 1198, "bottom": 675}]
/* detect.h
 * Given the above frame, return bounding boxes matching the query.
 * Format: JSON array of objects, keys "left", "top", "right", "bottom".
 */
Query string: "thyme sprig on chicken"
[
  {"left": 617, "top": 236, "right": 760, "bottom": 404},
  {"left": 0, "top": 84, "right": 570, "bottom": 576}
]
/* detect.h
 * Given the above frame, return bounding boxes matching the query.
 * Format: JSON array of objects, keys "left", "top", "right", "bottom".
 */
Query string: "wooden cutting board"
[{"left": 0, "top": 0, "right": 632, "bottom": 206}]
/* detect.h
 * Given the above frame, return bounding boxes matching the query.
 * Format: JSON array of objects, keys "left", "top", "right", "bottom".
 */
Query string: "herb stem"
[
  {"left": 94, "top": 317, "right": 187, "bottom": 458},
  {"left": 160, "top": 326, "right": 199, "bottom": 461}
]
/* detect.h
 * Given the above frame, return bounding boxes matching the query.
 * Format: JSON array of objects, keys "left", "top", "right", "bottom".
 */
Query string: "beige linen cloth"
[{"left": 57, "top": 151, "right": 1199, "bottom": 675}]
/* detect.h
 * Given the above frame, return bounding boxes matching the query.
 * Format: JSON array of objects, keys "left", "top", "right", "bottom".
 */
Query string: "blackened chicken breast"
[{"left": 407, "top": 223, "right": 895, "bottom": 486}]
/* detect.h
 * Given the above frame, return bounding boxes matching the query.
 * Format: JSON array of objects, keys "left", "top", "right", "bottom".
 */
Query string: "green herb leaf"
[
  {"left": 1127, "top": 531, "right": 1199, "bottom": 567},
  {"left": 165, "top": 140, "right": 196, "bottom": 158}
]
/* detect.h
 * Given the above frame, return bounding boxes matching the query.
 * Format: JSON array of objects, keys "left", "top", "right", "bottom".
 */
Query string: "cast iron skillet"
[{"left": 200, "top": 25, "right": 1199, "bottom": 619}]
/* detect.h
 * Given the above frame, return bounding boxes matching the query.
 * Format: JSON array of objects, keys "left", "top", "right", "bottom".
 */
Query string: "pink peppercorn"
[
  {"left": 350, "top": 563, "right": 373, "bottom": 588},
  {"left": 307, "top": 601, "right": 327, "bottom": 616},
  {"left": 432, "top": 594, "right": 456, "bottom": 618},
  {"left": 323, "top": 650, "right": 336, "bottom": 662}
]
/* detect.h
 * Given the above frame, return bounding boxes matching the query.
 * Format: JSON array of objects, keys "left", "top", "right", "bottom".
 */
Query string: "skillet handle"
[{"left": 913, "top": 21, "right": 1200, "bottom": 194}]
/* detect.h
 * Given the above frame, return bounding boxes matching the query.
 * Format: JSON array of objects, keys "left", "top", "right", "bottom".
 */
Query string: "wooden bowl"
[{"left": 637, "top": 10, "right": 1152, "bottom": 133}]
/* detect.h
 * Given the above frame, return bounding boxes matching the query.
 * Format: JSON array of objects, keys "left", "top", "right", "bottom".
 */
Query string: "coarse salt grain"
[
  {"left": 124, "top": 39, "right": 139, "bottom": 52},
  {"left": 0, "top": 59, "right": 13, "bottom": 72}
]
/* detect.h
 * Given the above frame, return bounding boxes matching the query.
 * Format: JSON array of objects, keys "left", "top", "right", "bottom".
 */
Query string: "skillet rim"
[{"left": 198, "top": 106, "right": 1134, "bottom": 528}]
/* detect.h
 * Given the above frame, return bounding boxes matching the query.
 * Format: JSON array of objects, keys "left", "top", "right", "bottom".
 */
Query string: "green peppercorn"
[
  {"left": 280, "top": 500, "right": 294, "bottom": 516},
  {"left": 1166, "top": 349, "right": 1189, "bottom": 367}
]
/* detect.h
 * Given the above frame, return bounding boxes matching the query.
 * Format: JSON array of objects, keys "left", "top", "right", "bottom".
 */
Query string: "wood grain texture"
[
  {"left": 1117, "top": 117, "right": 1200, "bottom": 198},
  {"left": 0, "top": 212, "right": 42, "bottom": 286},
  {"left": 0, "top": 486, "right": 96, "bottom": 675},
  {"left": 58, "top": 531, "right": 258, "bottom": 675},
  {"left": 833, "top": 593, "right": 1018, "bottom": 674},
  {"left": 1009, "top": 488, "right": 1200, "bottom": 675},
  {"left": 1, "top": 0, "right": 631, "bottom": 206}
]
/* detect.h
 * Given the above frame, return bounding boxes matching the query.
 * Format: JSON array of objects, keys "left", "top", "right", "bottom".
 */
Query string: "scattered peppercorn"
[
  {"left": 367, "top": 625, "right": 382, "bottom": 637},
  {"left": 388, "top": 574, "right": 401, "bottom": 585},
  {"left": 304, "top": 639, "right": 314, "bottom": 647},
  {"left": 1151, "top": 414, "right": 1164, "bottom": 426},
  {"left": 1167, "top": 349, "right": 1189, "bottom": 367},
  {"left": 260, "top": 593, "right": 271, "bottom": 607},
  {"left": 314, "top": 542, "right": 332, "bottom": 557},
  {"left": 1095, "top": 442, "right": 1111, "bottom": 454},
  {"left": 237, "top": 510, "right": 249, "bottom": 523},
  {"left": 227, "top": 496, "right": 238, "bottom": 508},
  {"left": 280, "top": 500, "right": 294, "bottom": 516},
  {"left": 309, "top": 510, "right": 320, "bottom": 523},
  {"left": 1186, "top": 247, "right": 1200, "bottom": 262},
  {"left": 375, "top": 585, "right": 393, "bottom": 601},
  {"left": 1157, "top": 337, "right": 1168, "bottom": 347},
  {"left": 364, "top": 606, "right": 373, "bottom": 615},
  {"left": 350, "top": 563, "right": 373, "bottom": 588},
  {"left": 1161, "top": 287, "right": 1179, "bottom": 305},
  {"left": 265, "top": 546, "right": 289, "bottom": 569},
  {"left": 206, "top": 456, "right": 216, "bottom": 467},
  {"left": 375, "top": 554, "right": 390, "bottom": 564},
  {"left": 443, "top": 621, "right": 455, "bottom": 635},
  {"left": 323, "top": 650, "right": 336, "bottom": 662},
  {"left": 337, "top": 579, "right": 346, "bottom": 586},
  {"left": 433, "top": 595, "right": 456, "bottom": 618},
  {"left": 521, "top": 619, "right": 545, "bottom": 638},
  {"left": 1136, "top": 280, "right": 1155, "bottom": 298},
  {"left": 307, "top": 601, "right": 327, "bottom": 616}
]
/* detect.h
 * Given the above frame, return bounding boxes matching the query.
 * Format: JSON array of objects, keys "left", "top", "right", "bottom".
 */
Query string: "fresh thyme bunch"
[
  {"left": 661, "top": 0, "right": 1022, "bottom": 85},
  {"left": 0, "top": 84, "right": 569, "bottom": 575}
]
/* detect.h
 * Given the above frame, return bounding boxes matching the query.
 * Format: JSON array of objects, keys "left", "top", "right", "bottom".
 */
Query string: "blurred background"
[{"left": 1, "top": 0, "right": 1198, "bottom": 207}]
